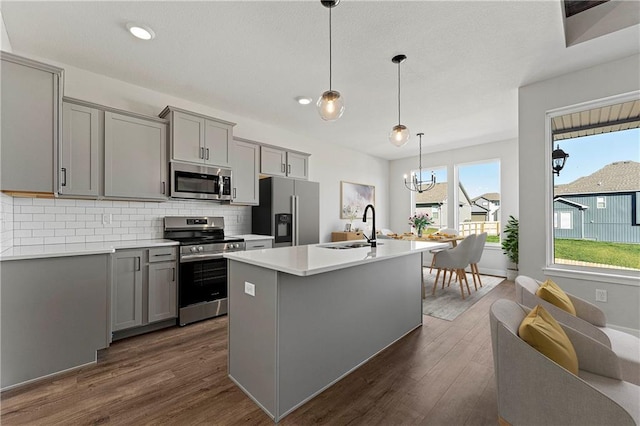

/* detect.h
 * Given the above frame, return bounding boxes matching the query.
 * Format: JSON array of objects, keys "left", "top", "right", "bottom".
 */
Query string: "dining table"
[{"left": 388, "top": 233, "right": 466, "bottom": 298}]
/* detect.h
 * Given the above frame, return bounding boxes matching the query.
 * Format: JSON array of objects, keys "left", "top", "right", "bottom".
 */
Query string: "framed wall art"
[{"left": 340, "top": 181, "right": 375, "bottom": 219}]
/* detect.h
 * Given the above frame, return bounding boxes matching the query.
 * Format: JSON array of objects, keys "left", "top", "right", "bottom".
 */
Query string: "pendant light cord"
[
  {"left": 329, "top": 6, "right": 332, "bottom": 91},
  {"left": 397, "top": 61, "right": 401, "bottom": 125}
]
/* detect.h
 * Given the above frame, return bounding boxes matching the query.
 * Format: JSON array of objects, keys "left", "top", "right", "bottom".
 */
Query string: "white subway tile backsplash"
[
  {"left": 65, "top": 236, "right": 86, "bottom": 243},
  {"left": 44, "top": 237, "right": 66, "bottom": 244},
  {"left": 45, "top": 206, "right": 66, "bottom": 214},
  {"left": 4, "top": 197, "right": 251, "bottom": 246}
]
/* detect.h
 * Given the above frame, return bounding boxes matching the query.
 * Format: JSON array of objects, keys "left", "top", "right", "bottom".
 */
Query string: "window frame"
[
  {"left": 596, "top": 196, "right": 606, "bottom": 209},
  {"left": 544, "top": 90, "right": 640, "bottom": 280}
]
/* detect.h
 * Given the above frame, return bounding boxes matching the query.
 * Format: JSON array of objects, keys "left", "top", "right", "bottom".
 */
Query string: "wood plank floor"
[{"left": 1, "top": 279, "right": 515, "bottom": 425}]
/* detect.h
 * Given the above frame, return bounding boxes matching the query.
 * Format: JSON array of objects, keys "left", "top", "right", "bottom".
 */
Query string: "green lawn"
[{"left": 554, "top": 239, "right": 640, "bottom": 270}]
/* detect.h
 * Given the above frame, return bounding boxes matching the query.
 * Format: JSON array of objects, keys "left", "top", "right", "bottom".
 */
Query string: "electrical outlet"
[
  {"left": 244, "top": 282, "right": 255, "bottom": 297},
  {"left": 102, "top": 213, "right": 111, "bottom": 225},
  {"left": 595, "top": 289, "right": 607, "bottom": 302}
]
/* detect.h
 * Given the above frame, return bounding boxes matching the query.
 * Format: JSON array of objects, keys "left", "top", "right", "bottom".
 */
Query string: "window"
[
  {"left": 549, "top": 95, "right": 640, "bottom": 272},
  {"left": 457, "top": 160, "right": 501, "bottom": 243},
  {"left": 554, "top": 212, "right": 572, "bottom": 229},
  {"left": 413, "top": 167, "right": 447, "bottom": 231}
]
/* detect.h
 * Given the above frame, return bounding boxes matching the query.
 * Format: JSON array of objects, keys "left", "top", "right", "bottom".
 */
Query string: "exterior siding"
[{"left": 554, "top": 192, "right": 640, "bottom": 243}]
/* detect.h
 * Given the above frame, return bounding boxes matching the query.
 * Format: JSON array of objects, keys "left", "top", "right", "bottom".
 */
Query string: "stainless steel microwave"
[{"left": 170, "top": 162, "right": 232, "bottom": 201}]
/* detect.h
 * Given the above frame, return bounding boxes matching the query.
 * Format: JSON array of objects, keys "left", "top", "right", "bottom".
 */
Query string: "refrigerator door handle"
[
  {"left": 294, "top": 195, "right": 300, "bottom": 246},
  {"left": 291, "top": 195, "right": 296, "bottom": 246}
]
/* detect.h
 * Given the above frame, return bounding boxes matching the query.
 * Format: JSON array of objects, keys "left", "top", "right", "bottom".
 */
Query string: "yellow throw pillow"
[
  {"left": 536, "top": 279, "right": 576, "bottom": 315},
  {"left": 519, "top": 305, "right": 579, "bottom": 375}
]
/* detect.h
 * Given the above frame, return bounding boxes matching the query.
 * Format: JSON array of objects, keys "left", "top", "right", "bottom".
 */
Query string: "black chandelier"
[
  {"left": 552, "top": 144, "right": 569, "bottom": 176},
  {"left": 404, "top": 133, "right": 436, "bottom": 193}
]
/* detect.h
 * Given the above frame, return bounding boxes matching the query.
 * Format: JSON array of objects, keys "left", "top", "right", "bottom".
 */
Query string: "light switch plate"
[
  {"left": 595, "top": 289, "right": 607, "bottom": 302},
  {"left": 244, "top": 282, "right": 255, "bottom": 297}
]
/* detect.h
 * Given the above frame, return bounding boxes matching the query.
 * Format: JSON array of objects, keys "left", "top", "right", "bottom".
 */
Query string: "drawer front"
[
  {"left": 245, "top": 239, "right": 273, "bottom": 251},
  {"left": 148, "top": 247, "right": 177, "bottom": 262}
]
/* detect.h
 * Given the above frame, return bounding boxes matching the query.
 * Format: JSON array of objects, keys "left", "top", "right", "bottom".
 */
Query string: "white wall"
[
  {"left": 0, "top": 9, "right": 12, "bottom": 52},
  {"left": 5, "top": 52, "right": 390, "bottom": 244},
  {"left": 389, "top": 138, "right": 519, "bottom": 276},
  {"left": 519, "top": 54, "right": 640, "bottom": 332}
]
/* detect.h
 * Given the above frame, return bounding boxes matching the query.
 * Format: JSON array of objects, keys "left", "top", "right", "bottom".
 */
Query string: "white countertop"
[
  {"left": 0, "top": 239, "right": 179, "bottom": 261},
  {"left": 230, "top": 234, "right": 275, "bottom": 241},
  {"left": 223, "top": 239, "right": 449, "bottom": 276}
]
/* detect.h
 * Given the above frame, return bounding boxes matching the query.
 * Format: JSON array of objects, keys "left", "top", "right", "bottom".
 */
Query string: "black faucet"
[{"left": 362, "top": 204, "right": 376, "bottom": 248}]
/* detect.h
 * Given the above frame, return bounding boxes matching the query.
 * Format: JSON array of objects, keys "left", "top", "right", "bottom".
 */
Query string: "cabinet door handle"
[
  {"left": 281, "top": 163, "right": 285, "bottom": 173},
  {"left": 288, "top": 164, "right": 291, "bottom": 174},
  {"left": 135, "top": 257, "right": 141, "bottom": 271},
  {"left": 233, "top": 188, "right": 236, "bottom": 198},
  {"left": 200, "top": 147, "right": 204, "bottom": 159},
  {"left": 162, "top": 181, "right": 166, "bottom": 194},
  {"left": 206, "top": 148, "right": 210, "bottom": 160},
  {"left": 172, "top": 267, "right": 176, "bottom": 282},
  {"left": 61, "top": 168, "right": 67, "bottom": 186}
]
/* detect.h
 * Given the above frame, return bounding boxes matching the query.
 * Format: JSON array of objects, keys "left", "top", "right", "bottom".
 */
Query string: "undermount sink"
[{"left": 318, "top": 242, "right": 383, "bottom": 250}]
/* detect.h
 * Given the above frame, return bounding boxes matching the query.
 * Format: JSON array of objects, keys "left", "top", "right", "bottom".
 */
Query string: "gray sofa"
[
  {"left": 490, "top": 299, "right": 640, "bottom": 425},
  {"left": 516, "top": 275, "right": 640, "bottom": 386}
]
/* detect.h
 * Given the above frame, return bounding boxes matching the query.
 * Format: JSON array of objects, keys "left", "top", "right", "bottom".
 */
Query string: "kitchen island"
[{"left": 223, "top": 239, "right": 448, "bottom": 421}]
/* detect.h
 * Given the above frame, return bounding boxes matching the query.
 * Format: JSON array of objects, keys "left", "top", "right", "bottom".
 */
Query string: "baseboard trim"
[{"left": 607, "top": 324, "right": 640, "bottom": 338}]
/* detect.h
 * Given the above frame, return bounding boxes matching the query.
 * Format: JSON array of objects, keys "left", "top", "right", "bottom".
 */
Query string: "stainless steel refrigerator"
[{"left": 252, "top": 177, "right": 320, "bottom": 247}]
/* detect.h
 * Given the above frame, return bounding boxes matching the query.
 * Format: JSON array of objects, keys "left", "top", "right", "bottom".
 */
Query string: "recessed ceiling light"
[
  {"left": 126, "top": 23, "right": 155, "bottom": 40},
  {"left": 295, "top": 96, "right": 313, "bottom": 105}
]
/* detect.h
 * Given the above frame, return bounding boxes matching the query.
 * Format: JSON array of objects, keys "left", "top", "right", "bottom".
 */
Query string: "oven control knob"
[
  {"left": 198, "top": 246, "right": 204, "bottom": 252},
  {"left": 190, "top": 246, "right": 198, "bottom": 253}
]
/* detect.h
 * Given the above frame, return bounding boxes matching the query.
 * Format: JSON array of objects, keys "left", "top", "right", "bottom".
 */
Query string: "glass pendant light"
[
  {"left": 317, "top": 0, "right": 344, "bottom": 121},
  {"left": 390, "top": 54, "right": 409, "bottom": 147}
]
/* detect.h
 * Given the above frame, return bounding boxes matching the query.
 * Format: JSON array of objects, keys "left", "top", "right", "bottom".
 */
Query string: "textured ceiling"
[{"left": 2, "top": 1, "right": 639, "bottom": 160}]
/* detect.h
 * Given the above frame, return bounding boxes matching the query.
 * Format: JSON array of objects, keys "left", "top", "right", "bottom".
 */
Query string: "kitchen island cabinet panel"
[
  {"left": 227, "top": 248, "right": 424, "bottom": 421},
  {"left": 0, "top": 254, "right": 109, "bottom": 390},
  {"left": 104, "top": 112, "right": 167, "bottom": 200},
  {"left": 1, "top": 52, "right": 62, "bottom": 194}
]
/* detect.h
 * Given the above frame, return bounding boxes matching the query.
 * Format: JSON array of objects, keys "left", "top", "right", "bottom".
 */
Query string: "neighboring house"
[
  {"left": 414, "top": 182, "right": 472, "bottom": 228},
  {"left": 553, "top": 161, "right": 640, "bottom": 243},
  {"left": 472, "top": 192, "right": 501, "bottom": 221}
]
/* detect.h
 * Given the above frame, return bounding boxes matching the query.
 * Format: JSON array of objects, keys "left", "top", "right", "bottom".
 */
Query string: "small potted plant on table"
[
  {"left": 342, "top": 205, "right": 359, "bottom": 232},
  {"left": 408, "top": 212, "right": 433, "bottom": 238}
]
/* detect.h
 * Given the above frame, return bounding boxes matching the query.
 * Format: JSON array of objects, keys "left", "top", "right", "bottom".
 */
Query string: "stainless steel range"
[{"left": 163, "top": 216, "right": 245, "bottom": 326}]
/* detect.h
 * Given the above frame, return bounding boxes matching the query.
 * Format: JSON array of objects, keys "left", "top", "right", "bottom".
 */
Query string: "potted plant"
[
  {"left": 342, "top": 205, "right": 359, "bottom": 232},
  {"left": 501, "top": 215, "right": 519, "bottom": 280}
]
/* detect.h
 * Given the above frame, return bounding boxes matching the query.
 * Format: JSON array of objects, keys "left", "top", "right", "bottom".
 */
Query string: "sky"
[
  {"left": 412, "top": 127, "right": 640, "bottom": 199},
  {"left": 553, "top": 128, "right": 639, "bottom": 185}
]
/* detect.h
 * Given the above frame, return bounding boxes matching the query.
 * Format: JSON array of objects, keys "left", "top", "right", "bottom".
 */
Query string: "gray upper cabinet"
[
  {"left": 260, "top": 145, "right": 310, "bottom": 180},
  {"left": 287, "top": 152, "right": 309, "bottom": 180},
  {"left": 260, "top": 146, "right": 287, "bottom": 176},
  {"left": 1, "top": 52, "right": 63, "bottom": 193},
  {"left": 160, "top": 106, "right": 235, "bottom": 168},
  {"left": 104, "top": 111, "right": 168, "bottom": 200},
  {"left": 60, "top": 101, "right": 100, "bottom": 197},
  {"left": 231, "top": 138, "right": 260, "bottom": 205}
]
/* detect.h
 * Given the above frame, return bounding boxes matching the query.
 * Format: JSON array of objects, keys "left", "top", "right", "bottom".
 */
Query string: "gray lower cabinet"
[
  {"left": 111, "top": 247, "right": 178, "bottom": 336},
  {"left": 1, "top": 52, "right": 63, "bottom": 193},
  {"left": 147, "top": 261, "right": 177, "bottom": 323},
  {"left": 1, "top": 254, "right": 109, "bottom": 390},
  {"left": 104, "top": 111, "right": 168, "bottom": 200},
  {"left": 60, "top": 101, "right": 101, "bottom": 196},
  {"left": 112, "top": 250, "right": 144, "bottom": 331},
  {"left": 231, "top": 138, "right": 260, "bottom": 205}
]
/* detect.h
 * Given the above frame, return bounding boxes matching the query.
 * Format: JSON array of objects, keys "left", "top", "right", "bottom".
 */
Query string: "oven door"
[
  {"left": 179, "top": 257, "right": 228, "bottom": 307},
  {"left": 170, "top": 162, "right": 232, "bottom": 200}
]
